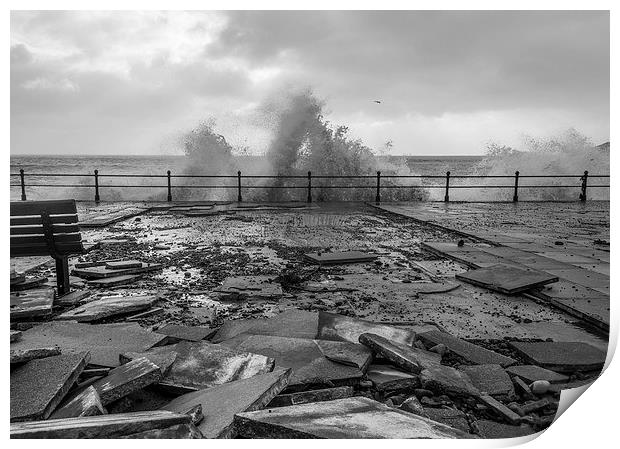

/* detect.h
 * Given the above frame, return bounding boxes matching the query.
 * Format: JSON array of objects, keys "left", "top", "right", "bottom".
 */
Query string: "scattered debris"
[
  {"left": 214, "top": 276, "right": 283, "bottom": 300},
  {"left": 304, "top": 250, "right": 378, "bottom": 265}
]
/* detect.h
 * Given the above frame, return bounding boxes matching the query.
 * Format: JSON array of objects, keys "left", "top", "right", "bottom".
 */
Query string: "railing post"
[
  {"left": 307, "top": 171, "right": 312, "bottom": 203},
  {"left": 167, "top": 170, "right": 172, "bottom": 202},
  {"left": 19, "top": 169, "right": 27, "bottom": 201},
  {"left": 237, "top": 171, "right": 242, "bottom": 202},
  {"left": 513, "top": 170, "right": 519, "bottom": 202},
  {"left": 444, "top": 171, "right": 450, "bottom": 202},
  {"left": 579, "top": 170, "right": 588, "bottom": 202},
  {"left": 94, "top": 169, "right": 100, "bottom": 203},
  {"left": 375, "top": 171, "right": 381, "bottom": 204}
]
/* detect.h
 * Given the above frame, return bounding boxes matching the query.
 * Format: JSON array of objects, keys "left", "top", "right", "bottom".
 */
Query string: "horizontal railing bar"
[{"left": 12, "top": 184, "right": 609, "bottom": 189}]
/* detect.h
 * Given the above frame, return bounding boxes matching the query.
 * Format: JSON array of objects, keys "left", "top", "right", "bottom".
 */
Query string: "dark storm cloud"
[{"left": 10, "top": 10, "right": 609, "bottom": 155}]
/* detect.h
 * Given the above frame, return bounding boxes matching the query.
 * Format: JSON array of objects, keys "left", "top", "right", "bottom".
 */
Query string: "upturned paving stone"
[
  {"left": 420, "top": 364, "right": 480, "bottom": 397},
  {"left": 10, "top": 276, "right": 48, "bottom": 291},
  {"left": 10, "top": 322, "right": 166, "bottom": 367},
  {"left": 366, "top": 364, "right": 421, "bottom": 393},
  {"left": 11, "top": 352, "right": 90, "bottom": 422},
  {"left": 91, "top": 357, "right": 163, "bottom": 405},
  {"left": 10, "top": 410, "right": 191, "bottom": 439},
  {"left": 233, "top": 396, "right": 472, "bottom": 438},
  {"left": 210, "top": 318, "right": 270, "bottom": 343},
  {"left": 56, "top": 295, "right": 158, "bottom": 322},
  {"left": 456, "top": 264, "right": 558, "bottom": 295},
  {"left": 474, "top": 419, "right": 536, "bottom": 439},
  {"left": 460, "top": 364, "right": 515, "bottom": 398},
  {"left": 359, "top": 332, "right": 440, "bottom": 373},
  {"left": 161, "top": 368, "right": 291, "bottom": 438},
  {"left": 11, "top": 347, "right": 61, "bottom": 364},
  {"left": 88, "top": 274, "right": 142, "bottom": 287},
  {"left": 268, "top": 386, "right": 355, "bottom": 407},
  {"left": 508, "top": 341, "right": 606, "bottom": 372},
  {"left": 54, "top": 290, "right": 91, "bottom": 307},
  {"left": 155, "top": 323, "right": 215, "bottom": 342},
  {"left": 105, "top": 260, "right": 143, "bottom": 269},
  {"left": 423, "top": 408, "right": 471, "bottom": 433},
  {"left": 318, "top": 311, "right": 416, "bottom": 346},
  {"left": 304, "top": 250, "right": 378, "bottom": 265},
  {"left": 49, "top": 386, "right": 105, "bottom": 419},
  {"left": 476, "top": 394, "right": 521, "bottom": 424},
  {"left": 71, "top": 262, "right": 162, "bottom": 279},
  {"left": 418, "top": 330, "right": 516, "bottom": 367},
  {"left": 10, "top": 287, "right": 55, "bottom": 320},
  {"left": 314, "top": 339, "right": 373, "bottom": 371},
  {"left": 220, "top": 334, "right": 365, "bottom": 392},
  {"left": 505, "top": 365, "right": 569, "bottom": 384},
  {"left": 243, "top": 309, "right": 319, "bottom": 340},
  {"left": 122, "top": 340, "right": 274, "bottom": 392}
]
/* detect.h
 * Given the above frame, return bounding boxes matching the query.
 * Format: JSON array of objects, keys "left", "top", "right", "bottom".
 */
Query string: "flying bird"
[{"left": 373, "top": 100, "right": 382, "bottom": 104}]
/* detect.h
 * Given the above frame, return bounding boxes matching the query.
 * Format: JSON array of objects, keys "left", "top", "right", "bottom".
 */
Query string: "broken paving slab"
[
  {"left": 54, "top": 290, "right": 91, "bottom": 307},
  {"left": 10, "top": 288, "right": 55, "bottom": 320},
  {"left": 268, "top": 386, "right": 355, "bottom": 408},
  {"left": 314, "top": 339, "right": 373, "bottom": 371},
  {"left": 476, "top": 394, "right": 521, "bottom": 424},
  {"left": 233, "top": 396, "right": 471, "bottom": 438},
  {"left": 11, "top": 410, "right": 191, "bottom": 439},
  {"left": 10, "top": 276, "right": 48, "bottom": 292},
  {"left": 155, "top": 323, "right": 215, "bottom": 342},
  {"left": 88, "top": 274, "right": 142, "bottom": 287},
  {"left": 418, "top": 330, "right": 516, "bottom": 367},
  {"left": 121, "top": 423, "right": 202, "bottom": 439},
  {"left": 420, "top": 364, "right": 480, "bottom": 397},
  {"left": 122, "top": 340, "right": 274, "bottom": 392},
  {"left": 210, "top": 318, "right": 270, "bottom": 343},
  {"left": 161, "top": 368, "right": 291, "bottom": 438},
  {"left": 11, "top": 321, "right": 166, "bottom": 367},
  {"left": 78, "top": 207, "right": 151, "bottom": 228},
  {"left": 423, "top": 408, "right": 471, "bottom": 433},
  {"left": 11, "top": 352, "right": 90, "bottom": 422},
  {"left": 359, "top": 333, "right": 440, "bottom": 373},
  {"left": 474, "top": 420, "right": 536, "bottom": 439},
  {"left": 10, "top": 330, "right": 22, "bottom": 342},
  {"left": 366, "top": 364, "right": 420, "bottom": 394},
  {"left": 91, "top": 357, "right": 163, "bottom": 405},
  {"left": 72, "top": 262, "right": 162, "bottom": 279},
  {"left": 220, "top": 334, "right": 366, "bottom": 392},
  {"left": 49, "top": 386, "right": 105, "bottom": 419},
  {"left": 459, "top": 365, "right": 515, "bottom": 398},
  {"left": 214, "top": 275, "right": 283, "bottom": 300},
  {"left": 505, "top": 365, "right": 569, "bottom": 384},
  {"left": 243, "top": 309, "right": 319, "bottom": 340},
  {"left": 304, "top": 250, "right": 378, "bottom": 265},
  {"left": 508, "top": 341, "right": 606, "bottom": 373},
  {"left": 545, "top": 268, "right": 609, "bottom": 289},
  {"left": 105, "top": 260, "right": 143, "bottom": 269},
  {"left": 56, "top": 295, "right": 158, "bottom": 322},
  {"left": 318, "top": 311, "right": 416, "bottom": 346},
  {"left": 456, "top": 264, "right": 558, "bottom": 295},
  {"left": 11, "top": 347, "right": 61, "bottom": 365}
]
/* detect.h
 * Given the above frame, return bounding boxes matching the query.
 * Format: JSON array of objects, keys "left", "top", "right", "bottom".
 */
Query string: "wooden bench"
[{"left": 10, "top": 200, "right": 84, "bottom": 296}]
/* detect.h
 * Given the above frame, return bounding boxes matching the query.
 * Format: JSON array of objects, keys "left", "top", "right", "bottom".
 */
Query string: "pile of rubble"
[{"left": 10, "top": 304, "right": 604, "bottom": 439}]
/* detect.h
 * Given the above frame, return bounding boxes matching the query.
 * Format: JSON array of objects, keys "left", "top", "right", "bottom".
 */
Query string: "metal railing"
[{"left": 10, "top": 169, "right": 610, "bottom": 203}]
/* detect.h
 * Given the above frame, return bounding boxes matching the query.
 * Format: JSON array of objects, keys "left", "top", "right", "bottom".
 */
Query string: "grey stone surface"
[
  {"left": 505, "top": 365, "right": 569, "bottom": 384},
  {"left": 508, "top": 341, "right": 606, "bottom": 372},
  {"left": 456, "top": 264, "right": 558, "bottom": 295},
  {"left": 359, "top": 332, "right": 440, "bottom": 373},
  {"left": 318, "top": 311, "right": 416, "bottom": 346},
  {"left": 11, "top": 410, "right": 190, "bottom": 439},
  {"left": 56, "top": 295, "right": 158, "bottom": 322},
  {"left": 424, "top": 408, "right": 471, "bottom": 433},
  {"left": 420, "top": 364, "right": 479, "bottom": 397},
  {"left": 418, "top": 330, "right": 516, "bottom": 367},
  {"left": 367, "top": 364, "right": 420, "bottom": 393},
  {"left": 460, "top": 364, "right": 515, "bottom": 398},
  {"left": 214, "top": 275, "right": 283, "bottom": 299},
  {"left": 92, "top": 357, "right": 162, "bottom": 405},
  {"left": 161, "top": 368, "right": 291, "bottom": 438},
  {"left": 234, "top": 397, "right": 472, "bottom": 438},
  {"left": 49, "top": 386, "right": 105, "bottom": 419},
  {"left": 10, "top": 288, "right": 54, "bottom": 320},
  {"left": 476, "top": 394, "right": 521, "bottom": 424},
  {"left": 314, "top": 339, "right": 373, "bottom": 371},
  {"left": 269, "top": 386, "right": 355, "bottom": 407},
  {"left": 11, "top": 347, "right": 61, "bottom": 365},
  {"left": 475, "top": 419, "right": 536, "bottom": 439},
  {"left": 11, "top": 352, "right": 90, "bottom": 422},
  {"left": 10, "top": 321, "right": 166, "bottom": 367},
  {"left": 304, "top": 250, "right": 378, "bottom": 265},
  {"left": 221, "top": 334, "right": 364, "bottom": 391},
  {"left": 155, "top": 323, "right": 214, "bottom": 342}
]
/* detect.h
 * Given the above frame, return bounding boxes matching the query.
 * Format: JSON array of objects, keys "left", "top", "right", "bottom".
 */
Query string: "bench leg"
[{"left": 56, "top": 257, "right": 70, "bottom": 296}]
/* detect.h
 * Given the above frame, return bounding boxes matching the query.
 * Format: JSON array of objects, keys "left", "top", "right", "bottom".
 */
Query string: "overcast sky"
[{"left": 10, "top": 10, "right": 609, "bottom": 156}]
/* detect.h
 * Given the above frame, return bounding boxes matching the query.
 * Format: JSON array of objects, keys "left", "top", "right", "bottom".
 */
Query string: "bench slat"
[
  {"left": 10, "top": 215, "right": 79, "bottom": 226},
  {"left": 10, "top": 224, "right": 81, "bottom": 236},
  {"left": 10, "top": 242, "right": 84, "bottom": 258},
  {"left": 10, "top": 199, "right": 77, "bottom": 216},
  {"left": 11, "top": 233, "right": 82, "bottom": 246}
]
